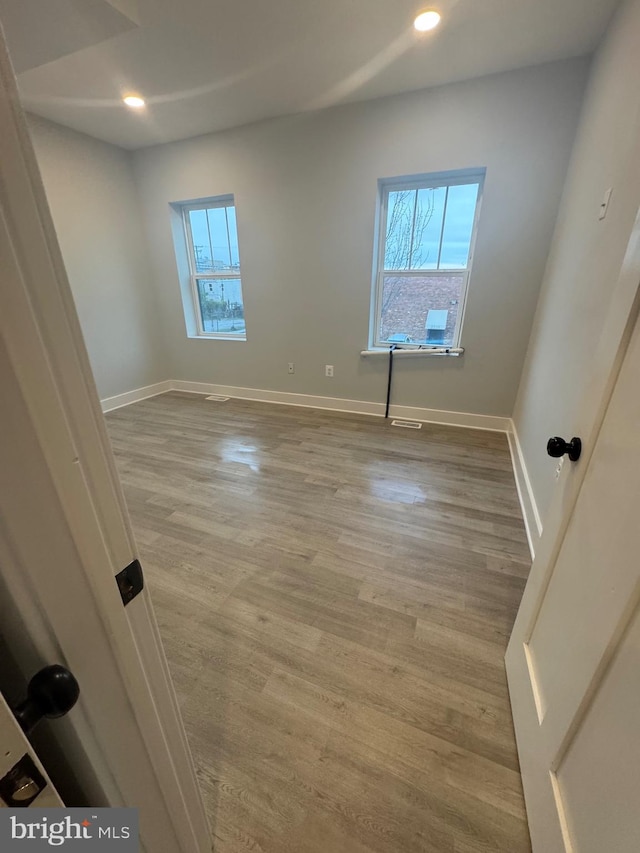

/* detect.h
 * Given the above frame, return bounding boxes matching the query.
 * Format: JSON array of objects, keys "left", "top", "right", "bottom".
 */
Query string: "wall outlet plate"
[{"left": 325, "top": 365, "right": 334, "bottom": 377}]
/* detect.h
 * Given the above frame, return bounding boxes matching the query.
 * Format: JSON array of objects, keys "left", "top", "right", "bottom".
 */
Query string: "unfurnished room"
[{"left": 0, "top": 0, "right": 639, "bottom": 851}]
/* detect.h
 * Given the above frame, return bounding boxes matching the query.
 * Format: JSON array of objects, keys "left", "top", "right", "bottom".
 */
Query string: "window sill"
[
  {"left": 187, "top": 334, "right": 247, "bottom": 342},
  {"left": 360, "top": 346, "right": 464, "bottom": 358}
]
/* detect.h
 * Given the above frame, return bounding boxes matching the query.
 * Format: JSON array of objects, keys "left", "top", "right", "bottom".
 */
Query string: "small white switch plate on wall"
[
  {"left": 288, "top": 363, "right": 295, "bottom": 374},
  {"left": 325, "top": 365, "right": 334, "bottom": 377},
  {"left": 599, "top": 187, "right": 612, "bottom": 220}
]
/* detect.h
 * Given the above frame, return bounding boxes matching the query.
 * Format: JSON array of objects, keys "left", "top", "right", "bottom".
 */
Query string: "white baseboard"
[
  {"left": 389, "top": 404, "right": 510, "bottom": 432},
  {"left": 100, "top": 380, "right": 173, "bottom": 413},
  {"left": 169, "top": 380, "right": 511, "bottom": 431},
  {"left": 507, "top": 421, "right": 542, "bottom": 559},
  {"left": 170, "top": 380, "right": 383, "bottom": 417},
  {"left": 101, "top": 378, "right": 512, "bottom": 429}
]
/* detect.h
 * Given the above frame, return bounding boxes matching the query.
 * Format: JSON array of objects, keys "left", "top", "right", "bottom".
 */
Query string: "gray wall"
[
  {"left": 28, "top": 115, "right": 167, "bottom": 400},
  {"left": 133, "top": 59, "right": 588, "bottom": 416},
  {"left": 513, "top": 0, "right": 640, "bottom": 526}
]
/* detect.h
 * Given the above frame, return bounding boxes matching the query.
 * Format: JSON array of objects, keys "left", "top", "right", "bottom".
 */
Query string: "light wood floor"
[{"left": 107, "top": 391, "right": 532, "bottom": 853}]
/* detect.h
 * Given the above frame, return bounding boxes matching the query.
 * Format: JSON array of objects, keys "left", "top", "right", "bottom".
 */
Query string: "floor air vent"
[
  {"left": 391, "top": 419, "right": 422, "bottom": 429},
  {"left": 205, "top": 395, "right": 230, "bottom": 402}
]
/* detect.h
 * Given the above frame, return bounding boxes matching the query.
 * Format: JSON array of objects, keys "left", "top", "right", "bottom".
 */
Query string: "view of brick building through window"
[
  {"left": 373, "top": 173, "right": 482, "bottom": 347},
  {"left": 380, "top": 273, "right": 464, "bottom": 346}
]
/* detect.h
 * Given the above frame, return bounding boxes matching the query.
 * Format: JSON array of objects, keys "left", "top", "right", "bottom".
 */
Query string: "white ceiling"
[{"left": 1, "top": 0, "right": 619, "bottom": 150}]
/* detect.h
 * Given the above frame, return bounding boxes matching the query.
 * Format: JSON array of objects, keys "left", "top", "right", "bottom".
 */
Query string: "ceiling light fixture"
[
  {"left": 413, "top": 10, "right": 441, "bottom": 31},
  {"left": 123, "top": 95, "right": 145, "bottom": 108}
]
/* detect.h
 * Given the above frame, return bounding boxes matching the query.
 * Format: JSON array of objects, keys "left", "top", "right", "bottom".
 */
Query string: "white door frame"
[
  {"left": 506, "top": 200, "right": 640, "bottom": 850},
  {"left": 0, "top": 29, "right": 209, "bottom": 853}
]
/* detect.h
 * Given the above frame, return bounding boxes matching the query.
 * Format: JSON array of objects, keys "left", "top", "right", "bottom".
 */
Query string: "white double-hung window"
[
  {"left": 371, "top": 169, "right": 484, "bottom": 349},
  {"left": 182, "top": 196, "right": 246, "bottom": 339}
]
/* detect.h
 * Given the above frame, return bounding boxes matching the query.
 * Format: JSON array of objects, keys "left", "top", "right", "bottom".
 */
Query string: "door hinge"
[{"left": 115, "top": 559, "right": 144, "bottom": 606}]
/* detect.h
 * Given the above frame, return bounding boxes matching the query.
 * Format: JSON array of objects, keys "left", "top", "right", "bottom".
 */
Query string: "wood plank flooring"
[{"left": 107, "top": 391, "right": 532, "bottom": 853}]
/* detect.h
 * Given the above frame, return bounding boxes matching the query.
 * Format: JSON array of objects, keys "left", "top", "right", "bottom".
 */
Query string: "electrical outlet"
[
  {"left": 325, "top": 364, "right": 334, "bottom": 377},
  {"left": 288, "top": 362, "right": 295, "bottom": 374},
  {"left": 555, "top": 457, "right": 564, "bottom": 480}
]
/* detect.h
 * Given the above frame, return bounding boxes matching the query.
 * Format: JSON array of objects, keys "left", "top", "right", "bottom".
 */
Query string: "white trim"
[
  {"left": 186, "top": 333, "right": 247, "bottom": 342},
  {"left": 360, "top": 347, "right": 464, "bottom": 357},
  {"left": 101, "top": 380, "right": 173, "bottom": 412},
  {"left": 389, "top": 403, "right": 509, "bottom": 432},
  {"left": 371, "top": 170, "right": 485, "bottom": 350},
  {"left": 180, "top": 196, "right": 245, "bottom": 340},
  {"left": 505, "top": 218, "right": 640, "bottom": 853},
  {"left": 102, "top": 379, "right": 511, "bottom": 432},
  {"left": 170, "top": 380, "right": 384, "bottom": 417},
  {"left": 0, "top": 27, "right": 209, "bottom": 850},
  {"left": 507, "top": 420, "right": 543, "bottom": 559}
]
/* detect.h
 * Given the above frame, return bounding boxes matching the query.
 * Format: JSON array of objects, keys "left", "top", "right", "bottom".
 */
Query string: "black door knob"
[
  {"left": 12, "top": 665, "right": 80, "bottom": 734},
  {"left": 547, "top": 436, "right": 582, "bottom": 462}
]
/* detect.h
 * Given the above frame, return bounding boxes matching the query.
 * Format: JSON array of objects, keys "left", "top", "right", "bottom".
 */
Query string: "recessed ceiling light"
[
  {"left": 123, "top": 95, "right": 145, "bottom": 109},
  {"left": 414, "top": 10, "right": 441, "bottom": 31}
]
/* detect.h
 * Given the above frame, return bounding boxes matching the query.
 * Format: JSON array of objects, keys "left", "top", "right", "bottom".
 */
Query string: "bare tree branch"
[{"left": 381, "top": 189, "right": 436, "bottom": 319}]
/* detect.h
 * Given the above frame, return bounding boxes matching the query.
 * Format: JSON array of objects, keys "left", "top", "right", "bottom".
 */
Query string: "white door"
[
  {"left": 0, "top": 25, "right": 209, "bottom": 853},
  {"left": 0, "top": 692, "right": 63, "bottom": 808},
  {"left": 506, "top": 286, "right": 640, "bottom": 852}
]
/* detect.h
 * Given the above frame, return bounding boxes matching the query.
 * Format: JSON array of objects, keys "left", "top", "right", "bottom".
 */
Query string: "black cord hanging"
[{"left": 384, "top": 345, "right": 396, "bottom": 418}]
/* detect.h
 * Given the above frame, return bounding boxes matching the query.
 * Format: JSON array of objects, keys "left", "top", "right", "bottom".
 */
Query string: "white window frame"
[
  {"left": 181, "top": 195, "right": 246, "bottom": 340},
  {"left": 370, "top": 169, "right": 485, "bottom": 351}
]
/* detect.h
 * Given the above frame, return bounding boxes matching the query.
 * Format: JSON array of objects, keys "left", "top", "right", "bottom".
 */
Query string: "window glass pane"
[
  {"left": 439, "top": 183, "right": 479, "bottom": 269},
  {"left": 226, "top": 206, "right": 240, "bottom": 269},
  {"left": 384, "top": 189, "right": 416, "bottom": 270},
  {"left": 410, "top": 186, "right": 446, "bottom": 270},
  {"left": 206, "top": 207, "right": 231, "bottom": 270},
  {"left": 189, "top": 209, "right": 213, "bottom": 272},
  {"left": 196, "top": 278, "right": 245, "bottom": 336},
  {"left": 379, "top": 273, "right": 465, "bottom": 347}
]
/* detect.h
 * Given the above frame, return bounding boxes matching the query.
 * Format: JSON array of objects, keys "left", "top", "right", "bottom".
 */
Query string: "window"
[
  {"left": 371, "top": 170, "right": 484, "bottom": 349},
  {"left": 182, "top": 197, "right": 246, "bottom": 338}
]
